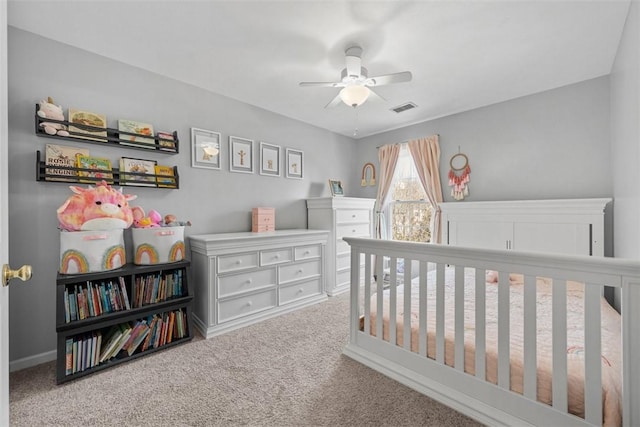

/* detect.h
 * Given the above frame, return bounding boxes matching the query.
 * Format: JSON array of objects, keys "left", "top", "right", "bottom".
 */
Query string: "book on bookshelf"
[
  {"left": 118, "top": 119, "right": 155, "bottom": 149},
  {"left": 119, "top": 157, "right": 157, "bottom": 187},
  {"left": 76, "top": 154, "right": 113, "bottom": 184},
  {"left": 65, "top": 339, "right": 73, "bottom": 375},
  {"left": 68, "top": 108, "right": 107, "bottom": 142},
  {"left": 45, "top": 144, "right": 90, "bottom": 182},
  {"left": 155, "top": 165, "right": 177, "bottom": 188},
  {"left": 157, "top": 131, "right": 177, "bottom": 152}
]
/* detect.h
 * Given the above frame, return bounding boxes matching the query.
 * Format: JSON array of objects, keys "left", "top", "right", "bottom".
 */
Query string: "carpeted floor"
[{"left": 9, "top": 292, "right": 482, "bottom": 426}]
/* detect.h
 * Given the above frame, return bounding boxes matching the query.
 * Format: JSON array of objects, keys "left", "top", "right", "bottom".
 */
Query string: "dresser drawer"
[
  {"left": 294, "top": 244, "right": 322, "bottom": 261},
  {"left": 336, "top": 209, "right": 370, "bottom": 224},
  {"left": 336, "top": 223, "right": 370, "bottom": 239},
  {"left": 217, "top": 267, "right": 276, "bottom": 298},
  {"left": 260, "top": 248, "right": 292, "bottom": 266},
  {"left": 336, "top": 239, "right": 351, "bottom": 256},
  {"left": 279, "top": 259, "right": 322, "bottom": 285},
  {"left": 217, "top": 252, "right": 259, "bottom": 274},
  {"left": 218, "top": 288, "right": 277, "bottom": 323},
  {"left": 279, "top": 278, "right": 323, "bottom": 305}
]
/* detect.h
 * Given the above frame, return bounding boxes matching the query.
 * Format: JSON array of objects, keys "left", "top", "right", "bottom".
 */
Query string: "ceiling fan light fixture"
[{"left": 339, "top": 85, "right": 370, "bottom": 107}]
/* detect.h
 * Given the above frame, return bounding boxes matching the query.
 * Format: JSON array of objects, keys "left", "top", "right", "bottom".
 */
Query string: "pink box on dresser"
[{"left": 252, "top": 207, "right": 275, "bottom": 232}]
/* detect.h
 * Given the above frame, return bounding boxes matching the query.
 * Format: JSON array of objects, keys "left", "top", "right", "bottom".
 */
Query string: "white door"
[
  {"left": 0, "top": 2, "right": 9, "bottom": 423},
  {"left": 0, "top": 5, "right": 31, "bottom": 425}
]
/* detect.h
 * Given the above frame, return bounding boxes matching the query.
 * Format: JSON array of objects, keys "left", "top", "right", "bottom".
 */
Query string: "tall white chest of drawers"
[
  {"left": 189, "top": 229, "right": 328, "bottom": 338},
  {"left": 306, "top": 197, "right": 375, "bottom": 296}
]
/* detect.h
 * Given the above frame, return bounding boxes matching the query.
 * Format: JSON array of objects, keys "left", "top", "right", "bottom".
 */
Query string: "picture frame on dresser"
[
  {"left": 259, "top": 142, "right": 281, "bottom": 177},
  {"left": 229, "top": 136, "right": 254, "bottom": 174},
  {"left": 328, "top": 179, "right": 344, "bottom": 197},
  {"left": 285, "top": 148, "right": 303, "bottom": 179},
  {"left": 191, "top": 127, "right": 221, "bottom": 170}
]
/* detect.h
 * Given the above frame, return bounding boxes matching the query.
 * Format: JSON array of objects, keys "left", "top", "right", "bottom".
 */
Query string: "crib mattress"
[{"left": 362, "top": 267, "right": 622, "bottom": 426}]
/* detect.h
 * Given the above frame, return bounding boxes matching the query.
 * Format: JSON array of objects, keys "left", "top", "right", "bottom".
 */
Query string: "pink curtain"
[
  {"left": 375, "top": 144, "right": 401, "bottom": 238},
  {"left": 408, "top": 135, "right": 444, "bottom": 243}
]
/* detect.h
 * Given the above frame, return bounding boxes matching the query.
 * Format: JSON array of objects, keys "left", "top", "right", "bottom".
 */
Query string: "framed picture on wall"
[
  {"left": 229, "top": 136, "right": 254, "bottom": 174},
  {"left": 259, "top": 142, "right": 281, "bottom": 177},
  {"left": 191, "top": 128, "right": 221, "bottom": 170},
  {"left": 285, "top": 148, "right": 303, "bottom": 179}
]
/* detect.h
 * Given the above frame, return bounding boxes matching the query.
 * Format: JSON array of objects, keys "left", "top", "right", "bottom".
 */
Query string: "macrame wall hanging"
[
  {"left": 361, "top": 162, "right": 376, "bottom": 186},
  {"left": 448, "top": 150, "right": 470, "bottom": 200}
]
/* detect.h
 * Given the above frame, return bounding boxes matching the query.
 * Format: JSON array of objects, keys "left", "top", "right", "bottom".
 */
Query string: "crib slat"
[
  {"left": 523, "top": 274, "right": 537, "bottom": 400},
  {"left": 584, "top": 283, "right": 602, "bottom": 425},
  {"left": 364, "top": 253, "right": 372, "bottom": 334},
  {"left": 436, "top": 263, "right": 445, "bottom": 364},
  {"left": 376, "top": 255, "right": 384, "bottom": 341},
  {"left": 403, "top": 260, "right": 412, "bottom": 351},
  {"left": 455, "top": 265, "right": 465, "bottom": 371},
  {"left": 552, "top": 279, "right": 568, "bottom": 412},
  {"left": 498, "top": 272, "right": 510, "bottom": 389},
  {"left": 419, "top": 261, "right": 428, "bottom": 357},
  {"left": 389, "top": 257, "right": 398, "bottom": 346},
  {"left": 475, "top": 269, "right": 486, "bottom": 381}
]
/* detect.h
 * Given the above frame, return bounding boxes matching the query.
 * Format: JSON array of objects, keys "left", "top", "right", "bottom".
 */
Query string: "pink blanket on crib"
[{"left": 362, "top": 268, "right": 622, "bottom": 426}]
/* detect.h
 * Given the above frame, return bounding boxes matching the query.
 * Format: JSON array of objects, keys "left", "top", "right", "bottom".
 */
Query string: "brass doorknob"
[{"left": 2, "top": 264, "right": 32, "bottom": 287}]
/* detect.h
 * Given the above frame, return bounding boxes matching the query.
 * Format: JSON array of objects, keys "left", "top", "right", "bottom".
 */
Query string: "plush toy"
[
  {"left": 131, "top": 207, "right": 162, "bottom": 228},
  {"left": 57, "top": 181, "right": 137, "bottom": 231},
  {"left": 37, "top": 97, "right": 70, "bottom": 137},
  {"left": 163, "top": 214, "right": 192, "bottom": 227}
]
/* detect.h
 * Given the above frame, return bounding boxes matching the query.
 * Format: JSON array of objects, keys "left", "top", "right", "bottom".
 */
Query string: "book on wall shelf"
[
  {"left": 68, "top": 108, "right": 108, "bottom": 142},
  {"left": 155, "top": 165, "right": 177, "bottom": 188},
  {"left": 76, "top": 154, "right": 113, "bottom": 184},
  {"left": 118, "top": 119, "right": 155, "bottom": 149},
  {"left": 157, "top": 131, "right": 177, "bottom": 152},
  {"left": 45, "top": 144, "right": 89, "bottom": 182},
  {"left": 119, "top": 157, "right": 157, "bottom": 187}
]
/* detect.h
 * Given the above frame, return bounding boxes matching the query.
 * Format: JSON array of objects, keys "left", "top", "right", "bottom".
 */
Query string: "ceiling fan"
[{"left": 299, "top": 45, "right": 412, "bottom": 108}]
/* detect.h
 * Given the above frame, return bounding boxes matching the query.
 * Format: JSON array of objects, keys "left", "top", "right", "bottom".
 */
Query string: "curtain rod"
[{"left": 376, "top": 134, "right": 440, "bottom": 149}]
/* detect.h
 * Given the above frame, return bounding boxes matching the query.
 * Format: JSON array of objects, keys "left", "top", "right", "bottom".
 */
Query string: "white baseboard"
[{"left": 10, "top": 349, "right": 56, "bottom": 372}]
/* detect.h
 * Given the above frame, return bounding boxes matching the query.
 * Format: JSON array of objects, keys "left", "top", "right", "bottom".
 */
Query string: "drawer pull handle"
[
  {"left": 246, "top": 301, "right": 252, "bottom": 307},
  {"left": 352, "top": 229, "right": 356, "bottom": 233},
  {"left": 352, "top": 214, "right": 356, "bottom": 218},
  {"left": 245, "top": 279, "right": 252, "bottom": 284},
  {"left": 274, "top": 254, "right": 279, "bottom": 259},
  {"left": 298, "top": 288, "right": 304, "bottom": 293},
  {"left": 236, "top": 260, "right": 242, "bottom": 265},
  {"left": 297, "top": 269, "right": 304, "bottom": 274}
]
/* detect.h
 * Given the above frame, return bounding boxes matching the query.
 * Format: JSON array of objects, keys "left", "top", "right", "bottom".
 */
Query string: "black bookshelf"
[{"left": 55, "top": 260, "right": 193, "bottom": 384}]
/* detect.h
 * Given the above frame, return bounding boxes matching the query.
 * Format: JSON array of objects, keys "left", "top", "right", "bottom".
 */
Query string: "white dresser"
[
  {"left": 189, "top": 229, "right": 329, "bottom": 338},
  {"left": 306, "top": 197, "right": 375, "bottom": 296},
  {"left": 440, "top": 198, "right": 611, "bottom": 256}
]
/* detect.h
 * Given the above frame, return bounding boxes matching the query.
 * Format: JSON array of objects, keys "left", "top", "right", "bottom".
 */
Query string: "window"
[{"left": 384, "top": 145, "right": 433, "bottom": 242}]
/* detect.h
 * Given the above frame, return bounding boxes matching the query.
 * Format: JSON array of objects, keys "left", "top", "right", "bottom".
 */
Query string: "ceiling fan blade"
[
  {"left": 324, "top": 92, "right": 343, "bottom": 108},
  {"left": 299, "top": 81, "right": 344, "bottom": 88},
  {"left": 365, "top": 71, "right": 412, "bottom": 86},
  {"left": 367, "top": 88, "right": 386, "bottom": 103},
  {"left": 344, "top": 46, "right": 363, "bottom": 78}
]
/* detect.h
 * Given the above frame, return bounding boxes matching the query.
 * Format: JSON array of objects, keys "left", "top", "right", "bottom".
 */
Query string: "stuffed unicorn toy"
[{"left": 57, "top": 181, "right": 137, "bottom": 231}]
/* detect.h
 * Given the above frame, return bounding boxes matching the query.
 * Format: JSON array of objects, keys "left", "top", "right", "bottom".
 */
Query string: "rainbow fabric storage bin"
[
  {"left": 132, "top": 226, "right": 185, "bottom": 265},
  {"left": 59, "top": 229, "right": 126, "bottom": 274}
]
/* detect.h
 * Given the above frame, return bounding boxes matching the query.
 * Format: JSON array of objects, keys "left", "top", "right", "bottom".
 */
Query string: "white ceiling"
[{"left": 8, "top": 1, "right": 630, "bottom": 139}]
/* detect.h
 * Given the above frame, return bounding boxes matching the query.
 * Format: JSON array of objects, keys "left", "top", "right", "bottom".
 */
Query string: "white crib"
[{"left": 343, "top": 237, "right": 640, "bottom": 427}]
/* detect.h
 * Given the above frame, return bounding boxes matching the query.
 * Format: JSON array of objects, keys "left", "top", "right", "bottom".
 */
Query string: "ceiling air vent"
[{"left": 390, "top": 102, "right": 417, "bottom": 114}]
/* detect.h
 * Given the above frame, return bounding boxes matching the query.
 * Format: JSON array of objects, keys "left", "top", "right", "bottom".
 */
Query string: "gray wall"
[
  {"left": 7, "top": 28, "right": 356, "bottom": 362},
  {"left": 611, "top": 1, "right": 640, "bottom": 261},
  {"left": 351, "top": 76, "right": 612, "bottom": 205}
]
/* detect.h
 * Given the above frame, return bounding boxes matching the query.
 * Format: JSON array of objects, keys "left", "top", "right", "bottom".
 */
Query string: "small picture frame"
[
  {"left": 229, "top": 136, "right": 254, "bottom": 174},
  {"left": 259, "top": 142, "right": 281, "bottom": 177},
  {"left": 328, "top": 179, "right": 344, "bottom": 197},
  {"left": 191, "top": 128, "right": 221, "bottom": 170},
  {"left": 285, "top": 148, "right": 303, "bottom": 179}
]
